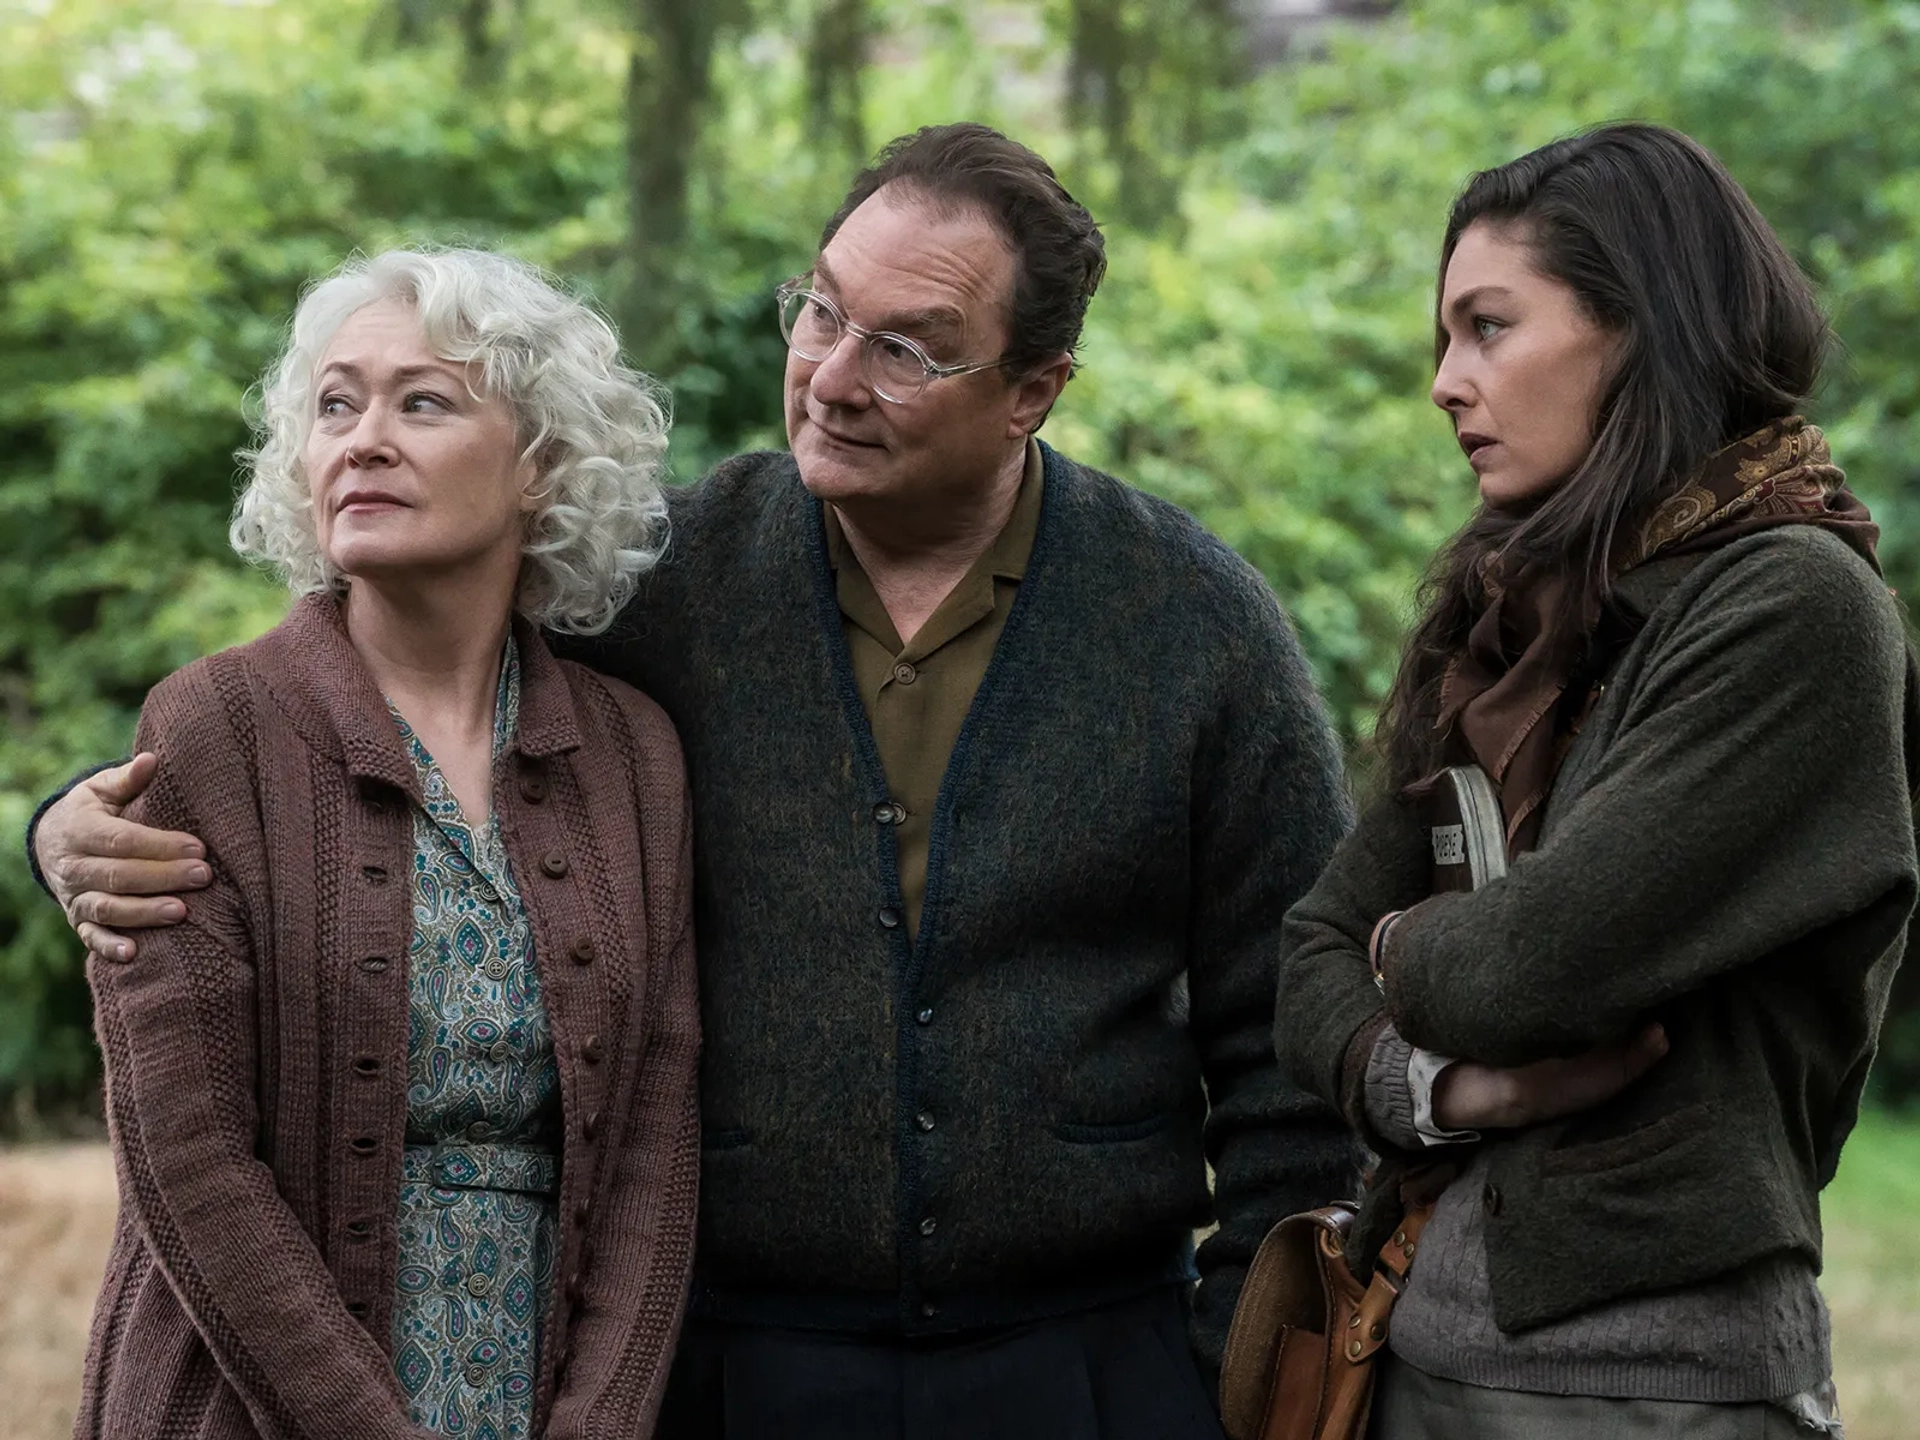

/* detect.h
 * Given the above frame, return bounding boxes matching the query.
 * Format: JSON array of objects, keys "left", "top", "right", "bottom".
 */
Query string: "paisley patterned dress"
[{"left": 387, "top": 642, "right": 560, "bottom": 1440}]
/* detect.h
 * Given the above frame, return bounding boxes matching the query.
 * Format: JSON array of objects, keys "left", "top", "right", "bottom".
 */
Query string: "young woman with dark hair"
[{"left": 1275, "top": 122, "right": 1918, "bottom": 1438}]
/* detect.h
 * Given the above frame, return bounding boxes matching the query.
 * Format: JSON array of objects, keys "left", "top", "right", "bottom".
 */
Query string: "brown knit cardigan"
[{"left": 74, "top": 593, "right": 700, "bottom": 1440}]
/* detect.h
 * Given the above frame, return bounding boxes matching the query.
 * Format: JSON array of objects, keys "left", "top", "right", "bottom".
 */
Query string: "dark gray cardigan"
[
  {"left": 556, "top": 441, "right": 1357, "bottom": 1369},
  {"left": 1276, "top": 526, "right": 1917, "bottom": 1333}
]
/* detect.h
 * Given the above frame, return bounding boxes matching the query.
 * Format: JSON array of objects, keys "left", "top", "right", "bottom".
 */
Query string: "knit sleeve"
[
  {"left": 1272, "top": 793, "right": 1433, "bottom": 1135},
  {"left": 1183, "top": 577, "right": 1363, "bottom": 1383},
  {"left": 1381, "top": 531, "right": 1918, "bottom": 1068},
  {"left": 90, "top": 664, "right": 427, "bottom": 1440},
  {"left": 544, "top": 684, "right": 700, "bottom": 1440}
]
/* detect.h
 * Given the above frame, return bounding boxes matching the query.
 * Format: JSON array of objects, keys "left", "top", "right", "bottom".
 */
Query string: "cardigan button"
[
  {"left": 519, "top": 771, "right": 548, "bottom": 804},
  {"left": 873, "top": 801, "right": 906, "bottom": 825},
  {"left": 570, "top": 937, "right": 596, "bottom": 966},
  {"left": 583, "top": 1110, "right": 601, "bottom": 1141},
  {"left": 878, "top": 906, "right": 903, "bottom": 930},
  {"left": 360, "top": 864, "right": 388, "bottom": 885},
  {"left": 348, "top": 1136, "right": 378, "bottom": 1157},
  {"left": 541, "top": 851, "right": 569, "bottom": 879},
  {"left": 346, "top": 1300, "right": 371, "bottom": 1319},
  {"left": 345, "top": 1217, "right": 374, "bottom": 1240},
  {"left": 580, "top": 1035, "right": 605, "bottom": 1064},
  {"left": 352, "top": 1056, "right": 381, "bottom": 1078},
  {"left": 357, "top": 955, "right": 390, "bottom": 974},
  {"left": 915, "top": 1111, "right": 936, "bottom": 1133},
  {"left": 1482, "top": 1183, "right": 1504, "bottom": 1217}
]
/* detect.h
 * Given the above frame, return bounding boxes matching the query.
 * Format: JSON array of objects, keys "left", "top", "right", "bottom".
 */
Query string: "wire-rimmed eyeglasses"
[{"left": 775, "top": 280, "right": 1006, "bottom": 404}]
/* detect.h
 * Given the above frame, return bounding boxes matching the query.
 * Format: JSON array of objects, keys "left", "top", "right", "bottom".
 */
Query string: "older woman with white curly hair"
[{"left": 74, "top": 247, "right": 700, "bottom": 1440}]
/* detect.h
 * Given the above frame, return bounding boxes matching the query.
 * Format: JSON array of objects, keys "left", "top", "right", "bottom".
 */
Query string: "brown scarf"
[{"left": 1436, "top": 417, "right": 1887, "bottom": 857}]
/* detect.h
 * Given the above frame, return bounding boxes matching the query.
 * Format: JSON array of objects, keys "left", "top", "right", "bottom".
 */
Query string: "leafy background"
[{"left": 7, "top": 0, "right": 1920, "bottom": 1123}]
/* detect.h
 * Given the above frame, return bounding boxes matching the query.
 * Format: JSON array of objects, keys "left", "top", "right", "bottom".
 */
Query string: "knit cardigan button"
[
  {"left": 570, "top": 937, "right": 596, "bottom": 966},
  {"left": 542, "top": 851, "right": 569, "bottom": 878},
  {"left": 580, "top": 1035, "right": 606, "bottom": 1064},
  {"left": 878, "top": 906, "right": 903, "bottom": 930}
]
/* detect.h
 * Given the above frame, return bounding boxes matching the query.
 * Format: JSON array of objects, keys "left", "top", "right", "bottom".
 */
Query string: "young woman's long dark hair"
[{"left": 1379, "top": 123, "right": 1829, "bottom": 795}]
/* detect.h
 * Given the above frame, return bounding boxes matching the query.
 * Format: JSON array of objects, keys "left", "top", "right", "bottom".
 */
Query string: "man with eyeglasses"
[{"left": 30, "top": 124, "right": 1355, "bottom": 1438}]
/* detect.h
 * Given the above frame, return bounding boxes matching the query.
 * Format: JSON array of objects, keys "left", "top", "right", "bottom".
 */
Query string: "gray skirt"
[{"left": 1370, "top": 1354, "right": 1828, "bottom": 1440}]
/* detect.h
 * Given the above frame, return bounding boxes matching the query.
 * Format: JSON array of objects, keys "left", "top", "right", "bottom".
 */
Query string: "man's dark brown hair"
[{"left": 821, "top": 122, "right": 1108, "bottom": 380}]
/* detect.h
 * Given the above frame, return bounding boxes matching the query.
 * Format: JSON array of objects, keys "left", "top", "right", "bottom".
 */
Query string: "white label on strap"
[{"left": 1431, "top": 824, "right": 1466, "bottom": 866}]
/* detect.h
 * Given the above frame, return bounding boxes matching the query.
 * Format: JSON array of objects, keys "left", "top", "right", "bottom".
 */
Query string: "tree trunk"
[
  {"left": 806, "top": 0, "right": 873, "bottom": 167},
  {"left": 623, "top": 0, "right": 722, "bottom": 375}
]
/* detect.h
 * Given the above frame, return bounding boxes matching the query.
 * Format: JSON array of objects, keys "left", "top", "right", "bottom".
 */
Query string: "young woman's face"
[{"left": 1431, "top": 221, "right": 1618, "bottom": 510}]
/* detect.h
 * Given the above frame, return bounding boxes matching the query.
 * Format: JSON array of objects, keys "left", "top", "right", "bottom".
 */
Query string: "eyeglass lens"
[{"left": 779, "top": 289, "right": 931, "bottom": 401}]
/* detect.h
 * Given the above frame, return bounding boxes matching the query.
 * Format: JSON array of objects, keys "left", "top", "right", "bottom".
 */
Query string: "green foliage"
[{"left": 8, "top": 0, "right": 1920, "bottom": 1118}]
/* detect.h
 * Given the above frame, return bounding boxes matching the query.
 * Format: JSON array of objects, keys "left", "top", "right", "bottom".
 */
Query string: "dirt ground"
[
  {"left": 4, "top": 1142, "right": 1915, "bottom": 1440},
  {"left": 0, "top": 1146, "right": 117, "bottom": 1440}
]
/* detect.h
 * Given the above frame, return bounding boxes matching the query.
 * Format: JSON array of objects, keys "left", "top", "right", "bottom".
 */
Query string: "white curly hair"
[{"left": 231, "top": 246, "right": 670, "bottom": 634}]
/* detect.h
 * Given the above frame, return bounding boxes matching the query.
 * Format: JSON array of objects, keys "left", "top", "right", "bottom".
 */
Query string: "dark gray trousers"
[{"left": 656, "top": 1285, "right": 1228, "bottom": 1440}]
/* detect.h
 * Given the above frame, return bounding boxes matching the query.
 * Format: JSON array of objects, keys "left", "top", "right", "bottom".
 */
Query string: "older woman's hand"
[{"left": 1431, "top": 1022, "right": 1668, "bottom": 1131}]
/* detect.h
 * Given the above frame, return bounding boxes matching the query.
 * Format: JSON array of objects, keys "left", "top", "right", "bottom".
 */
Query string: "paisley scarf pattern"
[{"left": 1438, "top": 418, "right": 1887, "bottom": 856}]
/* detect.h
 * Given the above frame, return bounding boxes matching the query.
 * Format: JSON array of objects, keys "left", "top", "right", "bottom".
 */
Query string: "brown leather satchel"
[{"left": 1216, "top": 1199, "right": 1435, "bottom": 1440}]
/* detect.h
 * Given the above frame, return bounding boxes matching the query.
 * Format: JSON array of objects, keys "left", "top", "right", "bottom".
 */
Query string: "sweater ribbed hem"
[
  {"left": 1388, "top": 1334, "right": 1830, "bottom": 1404},
  {"left": 1389, "top": 1154, "right": 1832, "bottom": 1404}
]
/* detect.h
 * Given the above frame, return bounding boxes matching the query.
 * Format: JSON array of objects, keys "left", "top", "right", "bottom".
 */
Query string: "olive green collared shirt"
[{"left": 824, "top": 441, "right": 1044, "bottom": 941}]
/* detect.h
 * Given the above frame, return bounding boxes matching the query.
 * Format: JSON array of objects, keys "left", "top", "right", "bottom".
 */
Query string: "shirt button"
[
  {"left": 915, "top": 1111, "right": 936, "bottom": 1133},
  {"left": 919, "top": 1215, "right": 937, "bottom": 1237},
  {"left": 892, "top": 661, "right": 918, "bottom": 685},
  {"left": 542, "top": 851, "right": 570, "bottom": 879},
  {"left": 878, "top": 906, "right": 903, "bottom": 930},
  {"left": 487, "top": 1040, "right": 512, "bottom": 1064},
  {"left": 570, "top": 937, "right": 597, "bottom": 966},
  {"left": 916, "top": 1007, "right": 934, "bottom": 1026},
  {"left": 466, "top": 1271, "right": 492, "bottom": 1298},
  {"left": 580, "top": 1035, "right": 606, "bottom": 1064},
  {"left": 463, "top": 1363, "right": 489, "bottom": 1388},
  {"left": 484, "top": 956, "right": 510, "bottom": 981},
  {"left": 466, "top": 1120, "right": 494, "bottom": 1142}
]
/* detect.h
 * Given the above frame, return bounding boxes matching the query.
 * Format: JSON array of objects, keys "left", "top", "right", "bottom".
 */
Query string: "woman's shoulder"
[
  {"left": 552, "top": 657, "right": 687, "bottom": 778},
  {"left": 1662, "top": 525, "right": 1908, "bottom": 660}
]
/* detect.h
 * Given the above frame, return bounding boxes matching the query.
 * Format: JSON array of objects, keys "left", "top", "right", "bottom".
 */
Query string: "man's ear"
[{"left": 1006, "top": 353, "right": 1074, "bottom": 437}]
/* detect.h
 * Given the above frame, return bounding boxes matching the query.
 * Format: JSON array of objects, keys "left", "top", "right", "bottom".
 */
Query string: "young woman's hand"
[{"left": 1431, "top": 1023, "right": 1668, "bottom": 1131}]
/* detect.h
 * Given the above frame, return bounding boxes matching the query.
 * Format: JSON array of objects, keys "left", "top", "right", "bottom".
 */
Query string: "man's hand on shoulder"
[{"left": 37, "top": 753, "right": 211, "bottom": 962}]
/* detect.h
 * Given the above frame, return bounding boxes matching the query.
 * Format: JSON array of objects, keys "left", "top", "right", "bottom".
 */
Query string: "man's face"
[{"left": 784, "top": 186, "right": 1030, "bottom": 512}]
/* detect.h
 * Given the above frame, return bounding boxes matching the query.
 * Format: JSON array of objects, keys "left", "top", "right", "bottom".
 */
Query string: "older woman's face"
[
  {"left": 305, "top": 299, "right": 533, "bottom": 585},
  {"left": 1431, "top": 221, "right": 1617, "bottom": 510}
]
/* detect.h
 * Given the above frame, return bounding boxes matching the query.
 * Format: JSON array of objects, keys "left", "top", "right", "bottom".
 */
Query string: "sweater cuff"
[
  {"left": 1364, "top": 1025, "right": 1481, "bottom": 1150},
  {"left": 24, "top": 760, "right": 122, "bottom": 900}
]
